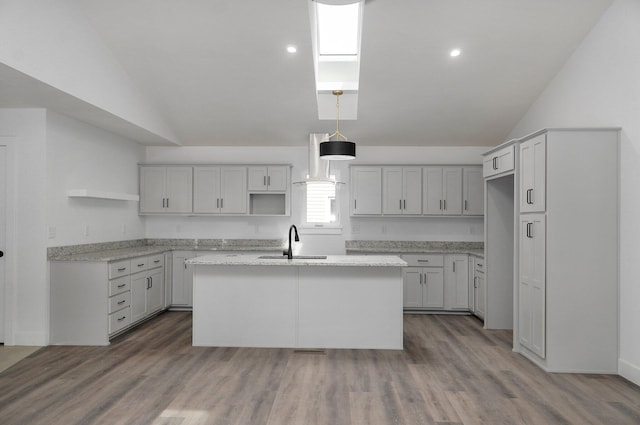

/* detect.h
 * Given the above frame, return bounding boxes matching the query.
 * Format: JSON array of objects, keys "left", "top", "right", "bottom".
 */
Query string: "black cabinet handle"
[{"left": 0, "top": 250, "right": 4, "bottom": 258}]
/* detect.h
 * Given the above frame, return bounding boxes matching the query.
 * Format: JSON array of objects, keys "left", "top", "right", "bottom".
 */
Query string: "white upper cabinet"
[
  {"left": 351, "top": 166, "right": 382, "bottom": 215},
  {"left": 462, "top": 166, "right": 484, "bottom": 216},
  {"left": 519, "top": 134, "right": 546, "bottom": 213},
  {"left": 247, "top": 166, "right": 288, "bottom": 192},
  {"left": 423, "top": 167, "right": 462, "bottom": 215},
  {"left": 193, "top": 166, "right": 247, "bottom": 214},
  {"left": 139, "top": 166, "right": 193, "bottom": 214},
  {"left": 483, "top": 144, "right": 515, "bottom": 178},
  {"left": 382, "top": 167, "right": 422, "bottom": 215}
]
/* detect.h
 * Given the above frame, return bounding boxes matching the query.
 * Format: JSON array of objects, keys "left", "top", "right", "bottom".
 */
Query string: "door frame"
[{"left": 0, "top": 137, "right": 17, "bottom": 344}]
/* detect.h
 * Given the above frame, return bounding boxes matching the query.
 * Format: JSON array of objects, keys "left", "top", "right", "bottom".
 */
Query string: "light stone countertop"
[
  {"left": 187, "top": 253, "right": 407, "bottom": 267},
  {"left": 345, "top": 240, "right": 484, "bottom": 258},
  {"left": 48, "top": 239, "right": 284, "bottom": 262}
]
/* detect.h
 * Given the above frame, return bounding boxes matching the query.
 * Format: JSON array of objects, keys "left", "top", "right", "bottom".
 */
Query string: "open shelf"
[
  {"left": 67, "top": 189, "right": 140, "bottom": 201},
  {"left": 249, "top": 193, "right": 287, "bottom": 215}
]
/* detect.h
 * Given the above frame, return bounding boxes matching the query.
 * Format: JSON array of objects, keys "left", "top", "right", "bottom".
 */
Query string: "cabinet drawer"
[
  {"left": 109, "top": 307, "right": 131, "bottom": 334},
  {"left": 109, "top": 260, "right": 131, "bottom": 279},
  {"left": 108, "top": 291, "right": 131, "bottom": 314},
  {"left": 131, "top": 257, "right": 148, "bottom": 273},
  {"left": 402, "top": 254, "right": 444, "bottom": 267},
  {"left": 109, "top": 275, "right": 130, "bottom": 296},
  {"left": 483, "top": 145, "right": 515, "bottom": 178},
  {"left": 148, "top": 254, "right": 165, "bottom": 269}
]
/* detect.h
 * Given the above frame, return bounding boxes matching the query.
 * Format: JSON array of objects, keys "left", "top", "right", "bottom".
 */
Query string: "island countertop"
[{"left": 186, "top": 253, "right": 407, "bottom": 267}]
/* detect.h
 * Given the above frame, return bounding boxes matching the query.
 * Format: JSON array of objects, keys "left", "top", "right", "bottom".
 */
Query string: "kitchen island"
[{"left": 187, "top": 254, "right": 407, "bottom": 350}]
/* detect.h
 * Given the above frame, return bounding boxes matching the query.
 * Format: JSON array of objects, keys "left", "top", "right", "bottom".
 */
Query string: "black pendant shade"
[{"left": 319, "top": 140, "right": 356, "bottom": 160}]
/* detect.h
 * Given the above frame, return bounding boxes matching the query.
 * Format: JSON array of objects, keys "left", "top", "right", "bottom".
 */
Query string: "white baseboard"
[{"left": 619, "top": 358, "right": 640, "bottom": 386}]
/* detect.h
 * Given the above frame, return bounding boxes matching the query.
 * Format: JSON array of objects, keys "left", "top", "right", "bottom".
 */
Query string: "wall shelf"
[{"left": 67, "top": 189, "right": 139, "bottom": 201}]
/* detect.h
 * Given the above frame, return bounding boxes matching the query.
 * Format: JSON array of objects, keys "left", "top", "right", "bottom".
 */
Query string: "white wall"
[
  {"left": 0, "top": 109, "right": 48, "bottom": 345},
  {"left": 145, "top": 145, "right": 487, "bottom": 254},
  {"left": 46, "top": 111, "right": 146, "bottom": 246},
  {"left": 507, "top": 0, "right": 640, "bottom": 385},
  {"left": 0, "top": 0, "right": 176, "bottom": 143}
]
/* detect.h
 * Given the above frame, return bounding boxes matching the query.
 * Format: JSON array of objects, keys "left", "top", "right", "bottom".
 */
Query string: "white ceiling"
[{"left": 3, "top": 0, "right": 615, "bottom": 147}]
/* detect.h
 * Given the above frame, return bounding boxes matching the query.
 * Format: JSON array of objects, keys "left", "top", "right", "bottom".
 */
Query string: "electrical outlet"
[
  {"left": 352, "top": 225, "right": 360, "bottom": 234},
  {"left": 121, "top": 224, "right": 126, "bottom": 235},
  {"left": 84, "top": 224, "right": 90, "bottom": 236},
  {"left": 48, "top": 227, "right": 56, "bottom": 239}
]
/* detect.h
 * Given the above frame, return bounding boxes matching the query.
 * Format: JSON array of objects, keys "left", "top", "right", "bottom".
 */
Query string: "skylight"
[{"left": 317, "top": 2, "right": 361, "bottom": 56}]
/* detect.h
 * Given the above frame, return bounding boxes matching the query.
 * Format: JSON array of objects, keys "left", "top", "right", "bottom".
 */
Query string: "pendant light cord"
[{"left": 330, "top": 90, "right": 347, "bottom": 141}]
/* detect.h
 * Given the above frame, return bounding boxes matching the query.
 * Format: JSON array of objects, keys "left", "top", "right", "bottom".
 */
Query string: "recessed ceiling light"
[
  {"left": 450, "top": 49, "right": 461, "bottom": 57},
  {"left": 286, "top": 45, "right": 297, "bottom": 53}
]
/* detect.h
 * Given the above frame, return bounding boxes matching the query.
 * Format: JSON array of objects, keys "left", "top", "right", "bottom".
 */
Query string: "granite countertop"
[
  {"left": 345, "top": 240, "right": 484, "bottom": 258},
  {"left": 48, "top": 239, "right": 285, "bottom": 262},
  {"left": 187, "top": 253, "right": 407, "bottom": 267}
]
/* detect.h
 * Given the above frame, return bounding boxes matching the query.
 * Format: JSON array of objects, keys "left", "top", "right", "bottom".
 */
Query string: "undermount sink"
[{"left": 258, "top": 255, "right": 328, "bottom": 260}]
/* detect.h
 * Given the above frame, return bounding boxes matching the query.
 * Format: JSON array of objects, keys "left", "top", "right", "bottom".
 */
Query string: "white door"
[
  {"left": 139, "top": 166, "right": 166, "bottom": 213},
  {"left": 402, "top": 268, "right": 423, "bottom": 308},
  {"left": 442, "top": 167, "right": 463, "bottom": 215},
  {"left": 165, "top": 167, "right": 193, "bottom": 213},
  {"left": 403, "top": 167, "right": 422, "bottom": 214},
  {"left": 382, "top": 167, "right": 403, "bottom": 214},
  {"left": 193, "top": 167, "right": 222, "bottom": 213},
  {"left": 266, "top": 166, "right": 288, "bottom": 191},
  {"left": 351, "top": 167, "right": 382, "bottom": 215},
  {"left": 519, "top": 135, "right": 546, "bottom": 213},
  {"left": 423, "top": 268, "right": 444, "bottom": 308},
  {"left": 220, "top": 167, "right": 247, "bottom": 214},
  {"left": 422, "top": 167, "right": 443, "bottom": 215},
  {"left": 463, "top": 167, "right": 484, "bottom": 215},
  {"left": 0, "top": 146, "right": 5, "bottom": 342}
]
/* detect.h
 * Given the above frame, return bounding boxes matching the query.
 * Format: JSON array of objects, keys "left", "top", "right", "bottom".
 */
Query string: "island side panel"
[
  {"left": 297, "top": 266, "right": 403, "bottom": 350},
  {"left": 192, "top": 265, "right": 298, "bottom": 347}
]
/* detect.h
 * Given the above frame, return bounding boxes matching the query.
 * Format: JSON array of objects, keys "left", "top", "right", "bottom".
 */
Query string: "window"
[{"left": 303, "top": 178, "right": 342, "bottom": 233}]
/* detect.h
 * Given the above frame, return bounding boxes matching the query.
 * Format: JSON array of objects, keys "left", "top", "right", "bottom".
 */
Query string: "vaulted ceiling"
[{"left": 1, "top": 0, "right": 614, "bottom": 147}]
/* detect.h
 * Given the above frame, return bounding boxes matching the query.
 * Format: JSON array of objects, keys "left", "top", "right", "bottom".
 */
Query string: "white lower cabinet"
[
  {"left": 469, "top": 256, "right": 485, "bottom": 319},
  {"left": 172, "top": 251, "right": 197, "bottom": 308},
  {"left": 402, "top": 254, "right": 470, "bottom": 312},
  {"left": 444, "top": 255, "right": 469, "bottom": 310},
  {"left": 50, "top": 252, "right": 167, "bottom": 346},
  {"left": 131, "top": 261, "right": 164, "bottom": 323}
]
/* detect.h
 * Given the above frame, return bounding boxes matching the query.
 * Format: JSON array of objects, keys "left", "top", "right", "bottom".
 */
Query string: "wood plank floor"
[{"left": 1, "top": 312, "right": 638, "bottom": 425}]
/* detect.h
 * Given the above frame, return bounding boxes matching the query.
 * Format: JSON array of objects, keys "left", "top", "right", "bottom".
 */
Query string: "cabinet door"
[
  {"left": 403, "top": 167, "right": 422, "bottom": 214},
  {"left": 165, "top": 167, "right": 193, "bottom": 213},
  {"left": 351, "top": 167, "right": 382, "bottom": 215},
  {"left": 266, "top": 166, "right": 288, "bottom": 191},
  {"left": 247, "top": 166, "right": 268, "bottom": 191},
  {"left": 423, "top": 167, "right": 443, "bottom": 215},
  {"left": 423, "top": 268, "right": 444, "bottom": 308},
  {"left": 442, "top": 167, "right": 463, "bottom": 215},
  {"left": 193, "top": 167, "right": 221, "bottom": 213},
  {"left": 475, "top": 272, "right": 485, "bottom": 318},
  {"left": 147, "top": 269, "right": 164, "bottom": 315},
  {"left": 463, "top": 167, "right": 484, "bottom": 215},
  {"left": 130, "top": 272, "right": 149, "bottom": 323},
  {"left": 220, "top": 167, "right": 247, "bottom": 214},
  {"left": 172, "top": 251, "right": 196, "bottom": 306},
  {"left": 520, "top": 135, "right": 546, "bottom": 213},
  {"left": 163, "top": 252, "right": 173, "bottom": 309},
  {"left": 402, "top": 268, "right": 423, "bottom": 308},
  {"left": 139, "top": 167, "right": 166, "bottom": 213},
  {"left": 519, "top": 214, "right": 546, "bottom": 358},
  {"left": 444, "top": 255, "right": 469, "bottom": 309},
  {"left": 383, "top": 167, "right": 403, "bottom": 214}
]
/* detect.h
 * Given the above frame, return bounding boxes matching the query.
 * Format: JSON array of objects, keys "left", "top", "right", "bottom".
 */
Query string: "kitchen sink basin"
[{"left": 258, "top": 255, "right": 327, "bottom": 260}]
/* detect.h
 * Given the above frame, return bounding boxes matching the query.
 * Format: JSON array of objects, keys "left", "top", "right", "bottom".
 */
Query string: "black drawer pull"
[
  {"left": 117, "top": 284, "right": 126, "bottom": 288},
  {"left": 117, "top": 267, "right": 126, "bottom": 272},
  {"left": 117, "top": 300, "right": 126, "bottom": 305},
  {"left": 137, "top": 263, "right": 145, "bottom": 267},
  {"left": 117, "top": 316, "right": 126, "bottom": 322}
]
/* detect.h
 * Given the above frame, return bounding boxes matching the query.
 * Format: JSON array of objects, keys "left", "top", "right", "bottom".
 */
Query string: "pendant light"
[{"left": 319, "top": 90, "right": 356, "bottom": 160}]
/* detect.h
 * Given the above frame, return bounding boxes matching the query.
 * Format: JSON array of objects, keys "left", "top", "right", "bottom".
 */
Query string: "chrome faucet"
[{"left": 284, "top": 225, "right": 299, "bottom": 259}]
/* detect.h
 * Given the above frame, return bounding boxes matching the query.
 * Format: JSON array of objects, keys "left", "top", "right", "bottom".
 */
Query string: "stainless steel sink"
[{"left": 258, "top": 255, "right": 327, "bottom": 260}]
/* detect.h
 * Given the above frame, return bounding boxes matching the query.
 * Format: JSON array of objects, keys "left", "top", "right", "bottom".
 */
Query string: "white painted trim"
[
  {"left": 619, "top": 358, "right": 640, "bottom": 387},
  {"left": 0, "top": 137, "right": 16, "bottom": 345}
]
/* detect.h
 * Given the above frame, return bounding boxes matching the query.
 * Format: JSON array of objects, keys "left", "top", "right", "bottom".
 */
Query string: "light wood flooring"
[{"left": 0, "top": 312, "right": 638, "bottom": 424}]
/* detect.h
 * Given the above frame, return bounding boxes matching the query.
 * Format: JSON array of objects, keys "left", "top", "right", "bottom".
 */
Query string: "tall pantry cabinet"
[{"left": 516, "top": 128, "right": 618, "bottom": 373}]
